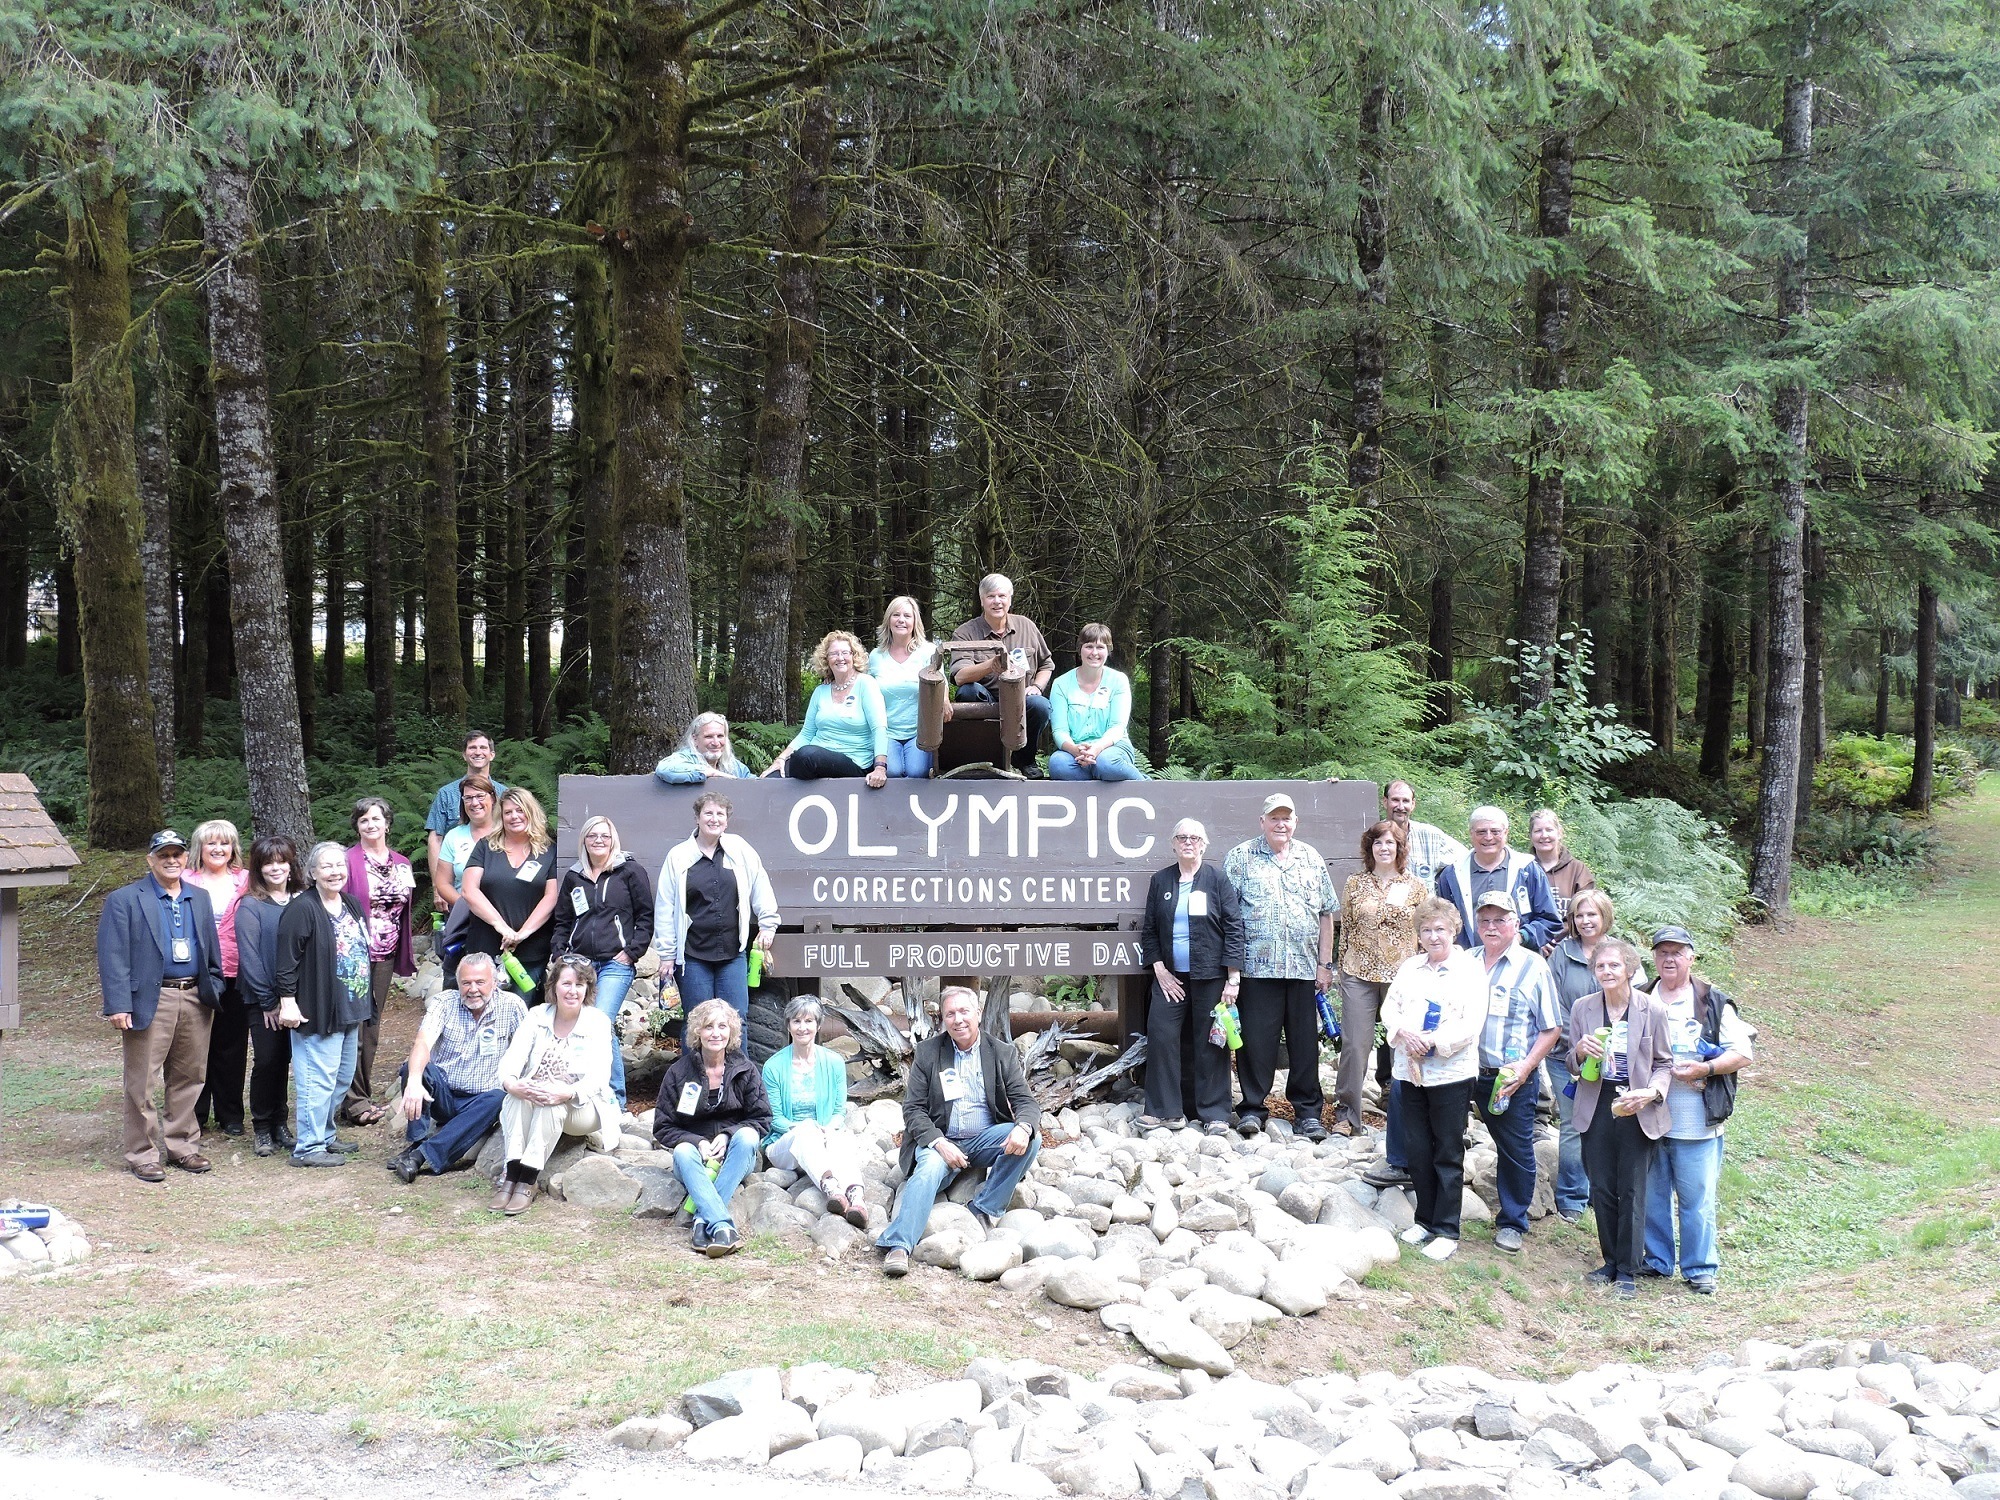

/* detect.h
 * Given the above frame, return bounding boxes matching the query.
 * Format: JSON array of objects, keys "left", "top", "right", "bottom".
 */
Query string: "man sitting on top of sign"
[{"left": 950, "top": 572, "right": 1054, "bottom": 777}]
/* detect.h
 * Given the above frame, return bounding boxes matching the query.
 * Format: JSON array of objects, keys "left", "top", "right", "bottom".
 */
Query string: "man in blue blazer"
[
  {"left": 1435, "top": 806, "right": 1562, "bottom": 953},
  {"left": 99, "top": 831, "right": 224, "bottom": 1181}
]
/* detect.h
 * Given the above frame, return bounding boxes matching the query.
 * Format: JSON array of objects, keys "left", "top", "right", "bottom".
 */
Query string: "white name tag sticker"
[
  {"left": 939, "top": 1067, "right": 966, "bottom": 1102},
  {"left": 1515, "top": 890, "right": 1531, "bottom": 913},
  {"left": 517, "top": 859, "right": 542, "bottom": 884},
  {"left": 676, "top": 1081, "right": 702, "bottom": 1116},
  {"left": 570, "top": 887, "right": 591, "bottom": 917},
  {"left": 1188, "top": 891, "right": 1210, "bottom": 917},
  {"left": 1487, "top": 987, "right": 1512, "bottom": 1018},
  {"left": 479, "top": 1029, "right": 500, "bottom": 1055},
  {"left": 172, "top": 937, "right": 191, "bottom": 964}
]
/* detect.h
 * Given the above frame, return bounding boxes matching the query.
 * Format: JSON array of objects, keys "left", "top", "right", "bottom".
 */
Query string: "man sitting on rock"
[
  {"left": 877, "top": 986, "right": 1042, "bottom": 1277},
  {"left": 386, "top": 952, "right": 527, "bottom": 1183}
]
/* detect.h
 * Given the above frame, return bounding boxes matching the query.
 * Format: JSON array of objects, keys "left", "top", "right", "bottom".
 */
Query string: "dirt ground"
[{"left": 6, "top": 794, "right": 2000, "bottom": 1489}]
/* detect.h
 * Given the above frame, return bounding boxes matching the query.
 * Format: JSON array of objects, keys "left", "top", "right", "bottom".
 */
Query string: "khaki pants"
[
  {"left": 1334, "top": 972, "right": 1389, "bottom": 1129},
  {"left": 122, "top": 985, "right": 214, "bottom": 1169},
  {"left": 499, "top": 1095, "right": 604, "bottom": 1172},
  {"left": 767, "top": 1121, "right": 867, "bottom": 1195}
]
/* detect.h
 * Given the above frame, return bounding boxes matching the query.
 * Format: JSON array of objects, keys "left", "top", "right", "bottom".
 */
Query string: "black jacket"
[
  {"left": 1637, "top": 975, "right": 1748, "bottom": 1126},
  {"left": 653, "top": 1048, "right": 773, "bottom": 1152},
  {"left": 274, "top": 891, "right": 375, "bottom": 1036},
  {"left": 900, "top": 1030, "right": 1042, "bottom": 1176},
  {"left": 233, "top": 895, "right": 290, "bottom": 1011},
  {"left": 550, "top": 856, "right": 655, "bottom": 965},
  {"left": 1137, "top": 862, "right": 1245, "bottom": 981}
]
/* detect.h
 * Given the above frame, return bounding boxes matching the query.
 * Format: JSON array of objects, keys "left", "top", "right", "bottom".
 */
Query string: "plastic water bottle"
[
  {"left": 746, "top": 946, "right": 764, "bottom": 989},
  {"left": 1212, "top": 1001, "right": 1243, "bottom": 1052},
  {"left": 1489, "top": 1052, "right": 1522, "bottom": 1114},
  {"left": 1580, "top": 1026, "right": 1611, "bottom": 1082},
  {"left": 1314, "top": 988, "right": 1341, "bottom": 1043},
  {"left": 500, "top": 950, "right": 537, "bottom": 995}
]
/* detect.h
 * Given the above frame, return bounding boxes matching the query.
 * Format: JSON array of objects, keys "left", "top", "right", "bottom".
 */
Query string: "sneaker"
[
  {"left": 1203, "top": 1120, "right": 1231, "bottom": 1137},
  {"left": 1298, "top": 1117, "right": 1328, "bottom": 1144},
  {"left": 1494, "top": 1226, "right": 1524, "bottom": 1254},
  {"left": 1557, "top": 1208, "right": 1584, "bottom": 1225},
  {"left": 1584, "top": 1264, "right": 1616, "bottom": 1285},
  {"left": 706, "top": 1223, "right": 739, "bottom": 1257},
  {"left": 387, "top": 1145, "right": 427, "bottom": 1184},
  {"left": 1159, "top": 1117, "right": 1187, "bottom": 1131},
  {"left": 220, "top": 1121, "right": 245, "bottom": 1137},
  {"left": 1422, "top": 1236, "right": 1458, "bottom": 1262},
  {"left": 842, "top": 1192, "right": 870, "bottom": 1231},
  {"left": 1233, "top": 1116, "right": 1264, "bottom": 1137},
  {"left": 1363, "top": 1164, "right": 1413, "bottom": 1190},
  {"left": 1136, "top": 1115, "right": 1166, "bottom": 1131},
  {"left": 970, "top": 1208, "right": 1001, "bottom": 1231},
  {"left": 290, "top": 1149, "right": 347, "bottom": 1168},
  {"left": 326, "top": 1136, "right": 361, "bottom": 1155},
  {"left": 882, "top": 1247, "right": 911, "bottom": 1278},
  {"left": 1687, "top": 1279, "right": 1717, "bottom": 1296},
  {"left": 1614, "top": 1278, "right": 1639, "bottom": 1300},
  {"left": 1399, "top": 1224, "right": 1431, "bottom": 1246}
]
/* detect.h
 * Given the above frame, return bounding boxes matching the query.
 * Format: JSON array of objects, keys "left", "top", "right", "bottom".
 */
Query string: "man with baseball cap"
[
  {"left": 1637, "top": 925, "right": 1754, "bottom": 1294},
  {"left": 1221, "top": 791, "right": 1339, "bottom": 1140},
  {"left": 97, "top": 830, "right": 225, "bottom": 1181},
  {"left": 1470, "top": 889, "right": 1564, "bottom": 1253}
]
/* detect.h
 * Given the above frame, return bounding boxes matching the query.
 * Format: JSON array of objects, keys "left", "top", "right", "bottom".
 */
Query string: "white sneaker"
[
  {"left": 1422, "top": 1236, "right": 1458, "bottom": 1262},
  {"left": 1400, "top": 1224, "right": 1431, "bottom": 1246}
]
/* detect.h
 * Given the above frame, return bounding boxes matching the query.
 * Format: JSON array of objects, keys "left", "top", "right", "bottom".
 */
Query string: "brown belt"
[{"left": 161, "top": 978, "right": 199, "bottom": 992}]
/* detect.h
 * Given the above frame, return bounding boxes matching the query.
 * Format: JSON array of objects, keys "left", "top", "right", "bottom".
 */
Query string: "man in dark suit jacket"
[
  {"left": 99, "top": 831, "right": 224, "bottom": 1181},
  {"left": 877, "top": 985, "right": 1042, "bottom": 1277}
]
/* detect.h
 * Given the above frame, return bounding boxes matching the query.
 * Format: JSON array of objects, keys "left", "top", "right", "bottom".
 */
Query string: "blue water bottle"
[{"left": 1314, "top": 988, "right": 1341, "bottom": 1044}]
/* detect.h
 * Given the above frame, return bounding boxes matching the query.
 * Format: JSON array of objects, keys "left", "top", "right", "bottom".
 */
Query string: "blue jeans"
[
  {"left": 955, "top": 683, "right": 1052, "bottom": 772},
  {"left": 1049, "top": 743, "right": 1147, "bottom": 781},
  {"left": 399, "top": 1062, "right": 504, "bottom": 1173},
  {"left": 671, "top": 1128, "right": 762, "bottom": 1231},
  {"left": 1544, "top": 1055, "right": 1592, "bottom": 1216},
  {"left": 887, "top": 738, "right": 933, "bottom": 779},
  {"left": 594, "top": 960, "right": 636, "bottom": 1105},
  {"left": 678, "top": 953, "right": 750, "bottom": 1024},
  {"left": 1645, "top": 1134, "right": 1724, "bottom": 1283},
  {"left": 292, "top": 1026, "right": 359, "bottom": 1157},
  {"left": 1474, "top": 1068, "right": 1542, "bottom": 1234},
  {"left": 877, "top": 1124, "right": 1041, "bottom": 1251},
  {"left": 1385, "top": 1079, "right": 1407, "bottom": 1169}
]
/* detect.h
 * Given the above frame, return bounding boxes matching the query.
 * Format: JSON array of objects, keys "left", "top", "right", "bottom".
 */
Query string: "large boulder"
[{"left": 683, "top": 1367, "right": 784, "bottom": 1427}]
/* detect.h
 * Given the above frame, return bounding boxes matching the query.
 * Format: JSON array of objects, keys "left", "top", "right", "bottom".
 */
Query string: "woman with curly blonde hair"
[
  {"left": 764, "top": 629, "right": 890, "bottom": 787},
  {"left": 652, "top": 998, "right": 772, "bottom": 1256}
]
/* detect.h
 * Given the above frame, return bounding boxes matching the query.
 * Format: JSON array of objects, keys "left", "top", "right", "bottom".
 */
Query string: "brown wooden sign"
[
  {"left": 774, "top": 929, "right": 1151, "bottom": 977},
  {"left": 558, "top": 775, "right": 1378, "bottom": 953}
]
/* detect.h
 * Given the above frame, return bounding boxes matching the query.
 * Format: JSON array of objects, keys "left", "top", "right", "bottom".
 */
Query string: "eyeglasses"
[{"left": 1172, "top": 835, "right": 1203, "bottom": 844}]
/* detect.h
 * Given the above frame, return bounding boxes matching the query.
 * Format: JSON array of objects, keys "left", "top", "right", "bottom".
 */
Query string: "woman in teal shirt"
[
  {"left": 1049, "top": 623, "right": 1146, "bottom": 781},
  {"left": 868, "top": 595, "right": 934, "bottom": 779},
  {"left": 762, "top": 996, "right": 870, "bottom": 1227},
  {"left": 765, "top": 631, "right": 890, "bottom": 786}
]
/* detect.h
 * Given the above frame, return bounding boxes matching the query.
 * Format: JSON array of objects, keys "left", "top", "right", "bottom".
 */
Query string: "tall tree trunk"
[
  {"left": 1518, "top": 119, "right": 1575, "bottom": 702},
  {"left": 1793, "top": 523, "right": 1824, "bottom": 838},
  {"left": 205, "top": 556, "right": 234, "bottom": 699},
  {"left": 1624, "top": 552, "right": 1653, "bottom": 735},
  {"left": 204, "top": 154, "right": 314, "bottom": 849},
  {"left": 502, "top": 297, "right": 531, "bottom": 741},
  {"left": 524, "top": 281, "right": 555, "bottom": 741},
  {"left": 1650, "top": 546, "right": 1678, "bottom": 755},
  {"left": 324, "top": 514, "right": 347, "bottom": 697},
  {"left": 180, "top": 492, "right": 212, "bottom": 754},
  {"left": 606, "top": 18, "right": 700, "bottom": 772},
  {"left": 557, "top": 495, "right": 589, "bottom": 720},
  {"left": 368, "top": 492, "right": 397, "bottom": 767},
  {"left": 413, "top": 206, "right": 467, "bottom": 726},
  {"left": 1874, "top": 625, "right": 1892, "bottom": 738},
  {"left": 1349, "top": 73, "right": 1389, "bottom": 506},
  {"left": 1908, "top": 564, "right": 1938, "bottom": 814},
  {"left": 1424, "top": 561, "right": 1454, "bottom": 729},
  {"left": 1746, "top": 533, "right": 1769, "bottom": 752},
  {"left": 729, "top": 84, "right": 834, "bottom": 723},
  {"left": 1579, "top": 518, "right": 1615, "bottom": 704},
  {"left": 1748, "top": 72, "right": 1814, "bottom": 916},
  {"left": 138, "top": 392, "right": 177, "bottom": 805},
  {"left": 1697, "top": 560, "right": 1736, "bottom": 779},
  {"left": 55, "top": 554, "right": 79, "bottom": 677},
  {"left": 62, "top": 188, "right": 162, "bottom": 846},
  {"left": 572, "top": 250, "right": 617, "bottom": 716}
]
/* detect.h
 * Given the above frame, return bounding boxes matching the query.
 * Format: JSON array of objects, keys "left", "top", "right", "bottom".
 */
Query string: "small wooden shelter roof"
[{"left": 0, "top": 774, "right": 80, "bottom": 887}]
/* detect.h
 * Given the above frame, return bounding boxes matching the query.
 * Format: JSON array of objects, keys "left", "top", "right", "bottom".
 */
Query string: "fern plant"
[{"left": 1456, "top": 633, "right": 1652, "bottom": 802}]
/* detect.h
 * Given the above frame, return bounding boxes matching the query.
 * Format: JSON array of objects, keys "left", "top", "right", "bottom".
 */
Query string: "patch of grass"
[{"left": 1790, "top": 863, "right": 1922, "bottom": 917}]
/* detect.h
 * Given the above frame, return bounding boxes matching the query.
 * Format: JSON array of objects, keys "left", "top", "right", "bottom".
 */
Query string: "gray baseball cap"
[{"left": 1650, "top": 925, "right": 1698, "bottom": 952}]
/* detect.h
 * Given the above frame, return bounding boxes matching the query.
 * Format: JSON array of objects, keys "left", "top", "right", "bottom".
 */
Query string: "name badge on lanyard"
[
  {"left": 676, "top": 1081, "right": 702, "bottom": 1116},
  {"left": 1188, "top": 891, "right": 1209, "bottom": 917},
  {"left": 172, "top": 937, "right": 192, "bottom": 963},
  {"left": 939, "top": 1067, "right": 967, "bottom": 1102},
  {"left": 518, "top": 859, "right": 542, "bottom": 884},
  {"left": 570, "top": 887, "right": 591, "bottom": 917},
  {"left": 1487, "top": 982, "right": 1512, "bottom": 1019}
]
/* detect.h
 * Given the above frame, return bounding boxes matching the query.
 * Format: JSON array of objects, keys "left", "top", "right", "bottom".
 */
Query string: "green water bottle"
[
  {"left": 746, "top": 945, "right": 764, "bottom": 989},
  {"left": 501, "top": 950, "right": 536, "bottom": 995},
  {"left": 1580, "top": 1026, "right": 1610, "bottom": 1083}
]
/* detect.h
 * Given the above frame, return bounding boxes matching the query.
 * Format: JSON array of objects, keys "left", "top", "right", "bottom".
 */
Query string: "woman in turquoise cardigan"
[
  {"left": 762, "top": 995, "right": 870, "bottom": 1228},
  {"left": 1049, "top": 623, "right": 1147, "bottom": 781},
  {"left": 765, "top": 631, "right": 890, "bottom": 786}
]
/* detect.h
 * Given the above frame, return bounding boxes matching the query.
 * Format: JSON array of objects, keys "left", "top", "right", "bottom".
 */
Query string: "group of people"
[
  {"left": 1129, "top": 782, "right": 1754, "bottom": 1297},
  {"left": 652, "top": 575, "right": 1148, "bottom": 785}
]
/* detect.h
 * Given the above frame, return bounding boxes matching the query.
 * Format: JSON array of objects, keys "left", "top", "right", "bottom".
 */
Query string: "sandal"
[{"left": 346, "top": 1103, "right": 387, "bottom": 1128}]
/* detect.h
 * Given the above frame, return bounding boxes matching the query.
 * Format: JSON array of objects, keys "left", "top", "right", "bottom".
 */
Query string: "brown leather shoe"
[
  {"left": 504, "top": 1183, "right": 536, "bottom": 1216},
  {"left": 169, "top": 1152, "right": 212, "bottom": 1173},
  {"left": 132, "top": 1162, "right": 166, "bottom": 1183},
  {"left": 489, "top": 1182, "right": 515, "bottom": 1212}
]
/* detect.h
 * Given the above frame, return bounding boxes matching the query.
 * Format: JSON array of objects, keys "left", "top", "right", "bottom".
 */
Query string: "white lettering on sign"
[
  {"left": 846, "top": 794, "right": 897, "bottom": 857},
  {"left": 909, "top": 793, "right": 959, "bottom": 856},
  {"left": 1107, "top": 796, "right": 1156, "bottom": 858},
  {"left": 1028, "top": 796, "right": 1076, "bottom": 857},
  {"left": 969, "top": 795, "right": 1018, "bottom": 858},
  {"left": 790, "top": 795, "right": 838, "bottom": 855},
  {"left": 1092, "top": 940, "right": 1142, "bottom": 968}
]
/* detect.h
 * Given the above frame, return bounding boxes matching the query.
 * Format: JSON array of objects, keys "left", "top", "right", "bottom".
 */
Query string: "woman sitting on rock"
[
  {"left": 653, "top": 999, "right": 772, "bottom": 1256},
  {"left": 494, "top": 955, "right": 622, "bottom": 1215},
  {"left": 762, "top": 996, "right": 870, "bottom": 1229}
]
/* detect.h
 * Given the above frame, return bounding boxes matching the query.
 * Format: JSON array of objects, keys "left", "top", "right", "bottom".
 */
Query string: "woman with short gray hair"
[
  {"left": 273, "top": 841, "right": 374, "bottom": 1167},
  {"left": 1137, "top": 818, "right": 1244, "bottom": 1133},
  {"left": 760, "top": 996, "right": 869, "bottom": 1227}
]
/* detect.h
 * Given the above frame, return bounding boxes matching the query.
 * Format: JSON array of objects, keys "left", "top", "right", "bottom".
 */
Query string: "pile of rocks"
[
  {"left": 605, "top": 1340, "right": 2000, "bottom": 1500},
  {"left": 0, "top": 1204, "right": 91, "bottom": 1278}
]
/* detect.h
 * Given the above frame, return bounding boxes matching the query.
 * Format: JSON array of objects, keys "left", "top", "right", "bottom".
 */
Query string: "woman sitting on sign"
[
  {"left": 763, "top": 630, "right": 890, "bottom": 786},
  {"left": 762, "top": 995, "right": 871, "bottom": 1227},
  {"left": 870, "top": 595, "right": 940, "bottom": 779},
  {"left": 655, "top": 712, "right": 756, "bottom": 784},
  {"left": 654, "top": 999, "right": 773, "bottom": 1256},
  {"left": 1049, "top": 623, "right": 1146, "bottom": 781},
  {"left": 653, "top": 791, "right": 779, "bottom": 1024},
  {"left": 1136, "top": 818, "right": 1243, "bottom": 1134}
]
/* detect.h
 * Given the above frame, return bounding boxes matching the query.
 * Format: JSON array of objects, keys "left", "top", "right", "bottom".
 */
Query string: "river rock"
[
  {"left": 1834, "top": 1404, "right": 1910, "bottom": 1456},
  {"left": 963, "top": 1237, "right": 1027, "bottom": 1281},
  {"left": 1260, "top": 1261, "right": 1329, "bottom": 1316},
  {"left": 978, "top": 1461, "right": 1063, "bottom": 1497},
  {"left": 1786, "top": 1431, "right": 1878, "bottom": 1467},
  {"left": 818, "top": 1395, "right": 909, "bottom": 1456},
  {"left": 1024, "top": 1219, "right": 1099, "bottom": 1261},
  {"left": 1195, "top": 1248, "right": 1268, "bottom": 1299},
  {"left": 1329, "top": 1425, "right": 1419, "bottom": 1482},
  {"left": 684, "top": 1366, "right": 783, "bottom": 1426},
  {"left": 1047, "top": 1258, "right": 1129, "bottom": 1310},
  {"left": 772, "top": 1435, "right": 866, "bottom": 1480},
  {"left": 1731, "top": 1444, "right": 1818, "bottom": 1500},
  {"left": 1126, "top": 1310, "right": 1235, "bottom": 1376}
]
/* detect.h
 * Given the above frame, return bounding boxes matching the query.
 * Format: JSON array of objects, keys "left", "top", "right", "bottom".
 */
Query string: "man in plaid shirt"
[{"left": 386, "top": 953, "right": 527, "bottom": 1182}]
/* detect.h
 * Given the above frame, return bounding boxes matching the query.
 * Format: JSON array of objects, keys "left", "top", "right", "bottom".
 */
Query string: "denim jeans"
[
  {"left": 594, "top": 959, "right": 636, "bottom": 1105},
  {"left": 1474, "top": 1067, "right": 1542, "bottom": 1234},
  {"left": 398, "top": 1062, "right": 504, "bottom": 1173},
  {"left": 1049, "top": 744, "right": 1146, "bottom": 781},
  {"left": 678, "top": 953, "right": 750, "bottom": 1026},
  {"left": 1645, "top": 1133, "right": 1724, "bottom": 1283},
  {"left": 671, "top": 1127, "right": 762, "bottom": 1231},
  {"left": 1543, "top": 1054, "right": 1592, "bottom": 1216},
  {"left": 292, "top": 1026, "right": 359, "bottom": 1157},
  {"left": 878, "top": 1124, "right": 1041, "bottom": 1251},
  {"left": 887, "top": 738, "right": 933, "bottom": 779},
  {"left": 955, "top": 683, "right": 1052, "bottom": 772}
]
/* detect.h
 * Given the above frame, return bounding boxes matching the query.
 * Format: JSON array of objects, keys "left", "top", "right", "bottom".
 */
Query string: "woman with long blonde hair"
[
  {"left": 869, "top": 595, "right": 936, "bottom": 778},
  {"left": 458, "top": 787, "right": 560, "bottom": 990}
]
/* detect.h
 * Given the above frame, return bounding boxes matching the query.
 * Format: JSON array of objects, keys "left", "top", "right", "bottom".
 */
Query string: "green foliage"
[
  {"left": 1813, "top": 733, "right": 1980, "bottom": 812},
  {"left": 1789, "top": 863, "right": 1920, "bottom": 917},
  {"left": 1449, "top": 634, "right": 1653, "bottom": 804},
  {"left": 1797, "top": 808, "right": 1940, "bottom": 872},
  {"left": 1557, "top": 796, "right": 1746, "bottom": 958}
]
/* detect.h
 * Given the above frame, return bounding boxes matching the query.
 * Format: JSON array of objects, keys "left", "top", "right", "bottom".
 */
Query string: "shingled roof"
[{"left": 0, "top": 774, "right": 80, "bottom": 883}]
